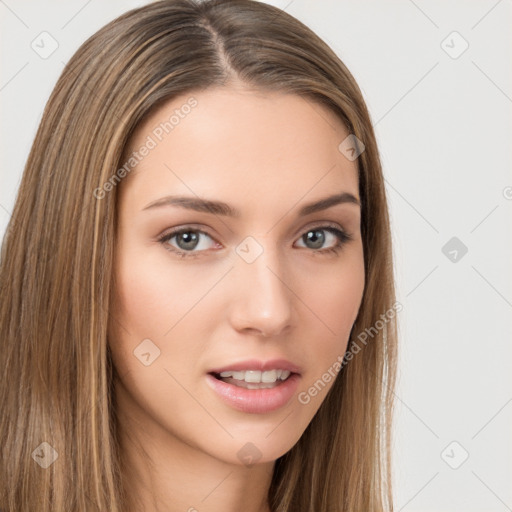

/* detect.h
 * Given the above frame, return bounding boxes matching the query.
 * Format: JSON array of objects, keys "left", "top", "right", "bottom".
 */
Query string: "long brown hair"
[{"left": 0, "top": 1, "right": 398, "bottom": 510}]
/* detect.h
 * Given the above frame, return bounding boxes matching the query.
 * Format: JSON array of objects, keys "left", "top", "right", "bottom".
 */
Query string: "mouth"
[
  {"left": 205, "top": 359, "right": 302, "bottom": 414},
  {"left": 209, "top": 369, "right": 294, "bottom": 390}
]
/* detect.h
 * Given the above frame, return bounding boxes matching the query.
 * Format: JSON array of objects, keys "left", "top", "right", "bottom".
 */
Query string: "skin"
[{"left": 108, "top": 82, "right": 365, "bottom": 512}]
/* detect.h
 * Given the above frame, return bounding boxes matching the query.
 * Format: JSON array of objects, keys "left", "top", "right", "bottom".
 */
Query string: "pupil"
[{"left": 305, "top": 230, "right": 324, "bottom": 249}]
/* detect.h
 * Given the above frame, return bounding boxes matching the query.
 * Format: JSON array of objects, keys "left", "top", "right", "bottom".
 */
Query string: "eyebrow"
[{"left": 142, "top": 192, "right": 360, "bottom": 217}]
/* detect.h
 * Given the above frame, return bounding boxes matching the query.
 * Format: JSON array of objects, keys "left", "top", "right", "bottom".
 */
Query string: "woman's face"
[{"left": 109, "top": 84, "right": 365, "bottom": 467}]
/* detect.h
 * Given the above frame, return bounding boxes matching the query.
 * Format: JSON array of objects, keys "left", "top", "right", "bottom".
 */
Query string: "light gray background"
[{"left": 1, "top": 1, "right": 511, "bottom": 510}]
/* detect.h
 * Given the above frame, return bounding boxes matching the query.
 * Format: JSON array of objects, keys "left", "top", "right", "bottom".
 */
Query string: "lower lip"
[{"left": 205, "top": 373, "right": 301, "bottom": 414}]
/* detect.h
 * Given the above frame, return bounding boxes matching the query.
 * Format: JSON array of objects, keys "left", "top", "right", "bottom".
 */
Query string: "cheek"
[
  {"left": 296, "top": 248, "right": 365, "bottom": 381},
  {"left": 303, "top": 248, "right": 365, "bottom": 333},
  {"left": 107, "top": 250, "right": 215, "bottom": 431},
  {"left": 108, "top": 243, "right": 229, "bottom": 380},
  {"left": 108, "top": 246, "right": 173, "bottom": 375},
  {"left": 112, "top": 247, "right": 214, "bottom": 339}
]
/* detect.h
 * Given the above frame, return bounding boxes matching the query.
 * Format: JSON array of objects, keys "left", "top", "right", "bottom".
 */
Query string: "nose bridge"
[{"left": 230, "top": 235, "right": 294, "bottom": 335}]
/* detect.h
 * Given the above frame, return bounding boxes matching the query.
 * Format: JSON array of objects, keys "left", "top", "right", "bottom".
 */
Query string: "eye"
[
  {"left": 158, "top": 228, "right": 218, "bottom": 258},
  {"left": 157, "top": 224, "right": 352, "bottom": 258},
  {"left": 294, "top": 225, "right": 352, "bottom": 255}
]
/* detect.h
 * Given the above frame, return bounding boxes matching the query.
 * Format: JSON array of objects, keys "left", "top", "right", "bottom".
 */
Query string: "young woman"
[{"left": 0, "top": 1, "right": 398, "bottom": 510}]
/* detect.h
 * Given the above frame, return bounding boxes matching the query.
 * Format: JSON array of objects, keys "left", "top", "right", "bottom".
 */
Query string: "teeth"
[
  {"left": 245, "top": 370, "right": 261, "bottom": 383},
  {"left": 261, "top": 370, "right": 277, "bottom": 383},
  {"left": 218, "top": 369, "right": 292, "bottom": 383}
]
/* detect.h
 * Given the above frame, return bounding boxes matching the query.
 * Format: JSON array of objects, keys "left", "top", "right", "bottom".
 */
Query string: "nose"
[{"left": 228, "top": 244, "right": 295, "bottom": 338}]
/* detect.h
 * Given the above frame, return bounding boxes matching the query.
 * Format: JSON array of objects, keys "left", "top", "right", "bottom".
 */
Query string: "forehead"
[{"left": 120, "top": 86, "right": 359, "bottom": 214}]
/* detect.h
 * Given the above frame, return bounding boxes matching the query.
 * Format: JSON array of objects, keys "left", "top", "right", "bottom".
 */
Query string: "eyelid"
[{"left": 293, "top": 220, "right": 350, "bottom": 239}]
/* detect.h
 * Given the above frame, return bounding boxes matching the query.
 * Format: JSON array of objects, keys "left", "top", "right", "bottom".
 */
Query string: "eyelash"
[{"left": 157, "top": 223, "right": 353, "bottom": 259}]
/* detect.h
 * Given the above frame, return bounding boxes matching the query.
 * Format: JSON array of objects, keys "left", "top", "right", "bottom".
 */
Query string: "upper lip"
[{"left": 209, "top": 358, "right": 302, "bottom": 375}]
